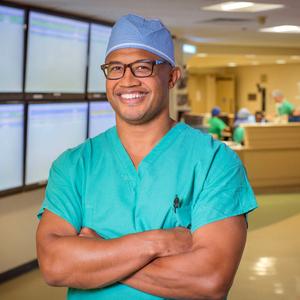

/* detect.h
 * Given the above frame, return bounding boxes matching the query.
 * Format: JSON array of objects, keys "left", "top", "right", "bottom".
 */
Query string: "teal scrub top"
[
  {"left": 277, "top": 100, "right": 294, "bottom": 116},
  {"left": 208, "top": 117, "right": 227, "bottom": 139},
  {"left": 233, "top": 127, "right": 245, "bottom": 144},
  {"left": 38, "top": 123, "right": 257, "bottom": 300}
]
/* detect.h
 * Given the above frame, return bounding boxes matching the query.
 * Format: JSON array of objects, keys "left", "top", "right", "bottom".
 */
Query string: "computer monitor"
[
  {"left": 25, "top": 12, "right": 89, "bottom": 95},
  {"left": 26, "top": 102, "right": 88, "bottom": 185},
  {"left": 218, "top": 115, "right": 229, "bottom": 126},
  {"left": 88, "top": 101, "right": 115, "bottom": 138},
  {"left": 0, "top": 104, "right": 24, "bottom": 191},
  {"left": 0, "top": 5, "right": 24, "bottom": 93},
  {"left": 87, "top": 23, "right": 111, "bottom": 97}
]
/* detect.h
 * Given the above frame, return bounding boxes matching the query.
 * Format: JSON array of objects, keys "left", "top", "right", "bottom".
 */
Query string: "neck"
[{"left": 115, "top": 112, "right": 176, "bottom": 168}]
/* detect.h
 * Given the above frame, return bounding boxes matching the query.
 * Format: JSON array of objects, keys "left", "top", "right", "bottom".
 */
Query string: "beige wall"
[
  {"left": 0, "top": 189, "right": 44, "bottom": 273},
  {"left": 187, "top": 63, "right": 300, "bottom": 114},
  {"left": 234, "top": 63, "right": 300, "bottom": 114},
  {"left": 188, "top": 74, "right": 207, "bottom": 113}
]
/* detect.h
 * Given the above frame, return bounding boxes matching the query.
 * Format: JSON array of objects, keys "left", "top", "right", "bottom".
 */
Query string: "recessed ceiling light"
[
  {"left": 183, "top": 44, "right": 197, "bottom": 54},
  {"left": 228, "top": 62, "right": 237, "bottom": 67},
  {"left": 202, "top": 2, "right": 284, "bottom": 12},
  {"left": 197, "top": 53, "right": 208, "bottom": 58},
  {"left": 260, "top": 25, "right": 300, "bottom": 33},
  {"left": 290, "top": 55, "right": 300, "bottom": 60},
  {"left": 221, "top": 2, "right": 253, "bottom": 11},
  {"left": 276, "top": 59, "right": 286, "bottom": 64}
]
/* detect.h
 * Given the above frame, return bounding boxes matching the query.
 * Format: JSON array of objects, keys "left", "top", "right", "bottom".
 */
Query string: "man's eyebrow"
[
  {"left": 105, "top": 59, "right": 154, "bottom": 64},
  {"left": 105, "top": 60, "right": 123, "bottom": 64}
]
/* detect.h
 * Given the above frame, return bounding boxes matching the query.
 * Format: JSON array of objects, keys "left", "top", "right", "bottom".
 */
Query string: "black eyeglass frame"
[{"left": 100, "top": 59, "right": 169, "bottom": 80}]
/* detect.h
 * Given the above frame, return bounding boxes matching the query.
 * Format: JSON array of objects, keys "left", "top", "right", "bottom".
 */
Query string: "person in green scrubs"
[
  {"left": 272, "top": 89, "right": 295, "bottom": 116},
  {"left": 233, "top": 108, "right": 255, "bottom": 144},
  {"left": 36, "top": 14, "right": 257, "bottom": 300},
  {"left": 208, "top": 107, "right": 229, "bottom": 139}
]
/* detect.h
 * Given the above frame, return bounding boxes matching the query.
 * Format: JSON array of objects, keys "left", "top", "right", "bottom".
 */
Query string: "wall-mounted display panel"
[
  {"left": 88, "top": 101, "right": 115, "bottom": 138},
  {"left": 26, "top": 102, "right": 88, "bottom": 185},
  {"left": 0, "top": 5, "right": 24, "bottom": 96},
  {"left": 87, "top": 24, "right": 111, "bottom": 98},
  {"left": 25, "top": 12, "right": 89, "bottom": 98},
  {"left": 0, "top": 104, "right": 24, "bottom": 192}
]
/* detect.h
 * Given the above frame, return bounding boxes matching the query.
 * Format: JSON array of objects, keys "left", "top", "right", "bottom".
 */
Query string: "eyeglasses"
[{"left": 100, "top": 59, "right": 168, "bottom": 80}]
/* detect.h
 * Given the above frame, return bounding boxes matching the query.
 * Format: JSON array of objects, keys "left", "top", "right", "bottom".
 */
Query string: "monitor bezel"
[
  {"left": 0, "top": 101, "right": 25, "bottom": 194},
  {"left": 24, "top": 100, "right": 89, "bottom": 187}
]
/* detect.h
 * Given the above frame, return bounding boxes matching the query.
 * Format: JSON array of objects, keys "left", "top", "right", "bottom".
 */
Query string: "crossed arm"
[{"left": 36, "top": 209, "right": 247, "bottom": 300}]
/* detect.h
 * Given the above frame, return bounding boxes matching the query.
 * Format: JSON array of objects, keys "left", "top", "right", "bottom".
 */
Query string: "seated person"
[
  {"left": 255, "top": 111, "right": 266, "bottom": 123},
  {"left": 208, "top": 107, "right": 230, "bottom": 139},
  {"left": 233, "top": 108, "right": 254, "bottom": 144}
]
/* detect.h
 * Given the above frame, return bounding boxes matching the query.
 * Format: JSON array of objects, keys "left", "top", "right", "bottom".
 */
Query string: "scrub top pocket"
[{"left": 173, "top": 206, "right": 192, "bottom": 229}]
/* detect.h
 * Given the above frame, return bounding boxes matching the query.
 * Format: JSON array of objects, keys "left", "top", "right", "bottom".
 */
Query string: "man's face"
[
  {"left": 274, "top": 95, "right": 283, "bottom": 103},
  {"left": 105, "top": 48, "right": 174, "bottom": 125}
]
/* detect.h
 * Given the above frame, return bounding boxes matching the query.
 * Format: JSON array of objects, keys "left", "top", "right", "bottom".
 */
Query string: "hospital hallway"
[{"left": 0, "top": 193, "right": 299, "bottom": 300}]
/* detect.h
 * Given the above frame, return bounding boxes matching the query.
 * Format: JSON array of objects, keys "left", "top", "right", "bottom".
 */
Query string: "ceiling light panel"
[
  {"left": 202, "top": 2, "right": 284, "bottom": 13},
  {"left": 183, "top": 44, "right": 197, "bottom": 54},
  {"left": 197, "top": 53, "right": 208, "bottom": 57},
  {"left": 228, "top": 62, "right": 237, "bottom": 67},
  {"left": 276, "top": 59, "right": 286, "bottom": 64},
  {"left": 260, "top": 25, "right": 300, "bottom": 33}
]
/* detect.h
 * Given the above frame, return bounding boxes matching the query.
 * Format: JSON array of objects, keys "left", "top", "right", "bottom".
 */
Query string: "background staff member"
[
  {"left": 272, "top": 89, "right": 295, "bottom": 117},
  {"left": 36, "top": 14, "right": 257, "bottom": 300},
  {"left": 208, "top": 106, "right": 230, "bottom": 140},
  {"left": 233, "top": 108, "right": 255, "bottom": 144}
]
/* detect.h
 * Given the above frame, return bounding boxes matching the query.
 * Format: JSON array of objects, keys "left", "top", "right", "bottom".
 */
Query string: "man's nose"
[{"left": 119, "top": 66, "right": 141, "bottom": 87}]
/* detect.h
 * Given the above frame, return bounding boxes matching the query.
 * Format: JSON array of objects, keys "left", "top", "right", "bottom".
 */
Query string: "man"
[
  {"left": 36, "top": 14, "right": 257, "bottom": 300},
  {"left": 208, "top": 107, "right": 230, "bottom": 140},
  {"left": 272, "top": 89, "right": 295, "bottom": 117}
]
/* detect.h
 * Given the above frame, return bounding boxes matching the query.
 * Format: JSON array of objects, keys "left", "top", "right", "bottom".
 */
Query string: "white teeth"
[{"left": 121, "top": 93, "right": 146, "bottom": 100}]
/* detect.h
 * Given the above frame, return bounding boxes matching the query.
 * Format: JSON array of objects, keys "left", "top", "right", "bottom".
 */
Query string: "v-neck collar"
[{"left": 107, "top": 123, "right": 188, "bottom": 178}]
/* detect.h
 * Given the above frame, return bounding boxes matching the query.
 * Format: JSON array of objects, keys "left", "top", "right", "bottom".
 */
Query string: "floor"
[{"left": 0, "top": 193, "right": 299, "bottom": 300}]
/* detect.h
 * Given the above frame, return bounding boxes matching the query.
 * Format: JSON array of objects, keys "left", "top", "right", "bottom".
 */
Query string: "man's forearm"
[
  {"left": 122, "top": 217, "right": 247, "bottom": 300},
  {"left": 122, "top": 249, "right": 227, "bottom": 300},
  {"left": 37, "top": 211, "right": 192, "bottom": 291},
  {"left": 38, "top": 230, "right": 165, "bottom": 289}
]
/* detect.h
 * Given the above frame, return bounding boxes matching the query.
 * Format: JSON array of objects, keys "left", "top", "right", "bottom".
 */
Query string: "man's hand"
[
  {"left": 78, "top": 227, "right": 103, "bottom": 239},
  {"left": 159, "top": 227, "right": 192, "bottom": 257},
  {"left": 122, "top": 215, "right": 247, "bottom": 300},
  {"left": 37, "top": 210, "right": 193, "bottom": 290},
  {"left": 78, "top": 226, "right": 192, "bottom": 257}
]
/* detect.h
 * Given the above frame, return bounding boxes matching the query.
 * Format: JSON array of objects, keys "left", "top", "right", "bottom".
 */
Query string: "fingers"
[{"left": 78, "top": 227, "right": 103, "bottom": 239}]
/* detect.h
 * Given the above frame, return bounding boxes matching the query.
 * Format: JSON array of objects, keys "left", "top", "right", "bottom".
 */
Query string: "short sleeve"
[
  {"left": 191, "top": 144, "right": 257, "bottom": 232},
  {"left": 37, "top": 149, "right": 84, "bottom": 232},
  {"left": 233, "top": 127, "right": 245, "bottom": 143},
  {"left": 219, "top": 119, "right": 227, "bottom": 131},
  {"left": 286, "top": 101, "right": 295, "bottom": 114}
]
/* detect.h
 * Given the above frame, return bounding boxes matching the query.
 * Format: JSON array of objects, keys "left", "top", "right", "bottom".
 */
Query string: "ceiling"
[
  {"left": 5, "top": 0, "right": 300, "bottom": 48},
  {"left": 187, "top": 53, "right": 300, "bottom": 71}
]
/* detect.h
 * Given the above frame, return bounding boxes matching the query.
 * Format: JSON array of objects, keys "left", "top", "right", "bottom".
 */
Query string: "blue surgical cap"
[
  {"left": 106, "top": 14, "right": 175, "bottom": 66},
  {"left": 237, "top": 108, "right": 251, "bottom": 120},
  {"left": 211, "top": 107, "right": 221, "bottom": 116}
]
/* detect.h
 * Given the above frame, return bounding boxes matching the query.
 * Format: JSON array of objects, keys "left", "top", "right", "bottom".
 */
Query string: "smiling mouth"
[{"left": 118, "top": 92, "right": 148, "bottom": 104}]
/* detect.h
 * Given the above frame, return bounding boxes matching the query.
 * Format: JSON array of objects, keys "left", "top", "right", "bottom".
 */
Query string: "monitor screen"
[
  {"left": 89, "top": 101, "right": 115, "bottom": 138},
  {"left": 0, "top": 104, "right": 24, "bottom": 191},
  {"left": 26, "top": 102, "right": 88, "bottom": 184},
  {"left": 88, "top": 24, "right": 111, "bottom": 93},
  {"left": 0, "top": 5, "right": 24, "bottom": 93},
  {"left": 25, "top": 12, "right": 89, "bottom": 94}
]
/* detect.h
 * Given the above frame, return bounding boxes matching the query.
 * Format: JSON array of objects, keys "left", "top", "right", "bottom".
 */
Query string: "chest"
[{"left": 82, "top": 156, "right": 200, "bottom": 239}]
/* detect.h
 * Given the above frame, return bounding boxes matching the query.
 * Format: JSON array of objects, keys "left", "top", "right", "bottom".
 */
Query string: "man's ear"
[{"left": 169, "top": 67, "right": 182, "bottom": 89}]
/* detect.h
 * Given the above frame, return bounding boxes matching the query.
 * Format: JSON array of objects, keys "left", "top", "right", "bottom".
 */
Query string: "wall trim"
[{"left": 0, "top": 259, "right": 38, "bottom": 284}]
